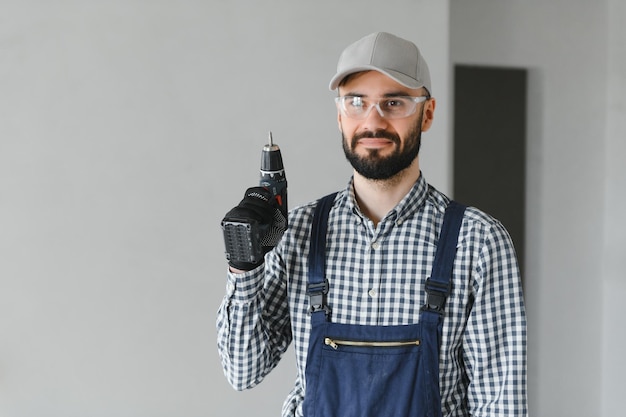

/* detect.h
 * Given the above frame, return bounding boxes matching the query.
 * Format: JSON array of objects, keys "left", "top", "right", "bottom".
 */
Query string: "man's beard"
[{"left": 342, "top": 117, "right": 423, "bottom": 181}]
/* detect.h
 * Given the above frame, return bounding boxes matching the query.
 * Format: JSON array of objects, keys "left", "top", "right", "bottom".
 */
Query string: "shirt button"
[
  {"left": 368, "top": 289, "right": 377, "bottom": 297},
  {"left": 371, "top": 241, "right": 380, "bottom": 250}
]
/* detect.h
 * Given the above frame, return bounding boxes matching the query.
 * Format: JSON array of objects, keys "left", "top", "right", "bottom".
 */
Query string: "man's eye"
[
  {"left": 383, "top": 99, "right": 406, "bottom": 108},
  {"left": 348, "top": 97, "right": 364, "bottom": 108}
]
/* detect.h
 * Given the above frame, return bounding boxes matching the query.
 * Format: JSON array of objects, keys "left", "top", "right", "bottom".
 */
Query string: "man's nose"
[
  {"left": 365, "top": 102, "right": 386, "bottom": 118},
  {"left": 361, "top": 103, "right": 388, "bottom": 129}
]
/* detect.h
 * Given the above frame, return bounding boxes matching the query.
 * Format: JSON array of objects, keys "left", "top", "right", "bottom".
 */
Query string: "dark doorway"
[{"left": 453, "top": 65, "right": 527, "bottom": 274}]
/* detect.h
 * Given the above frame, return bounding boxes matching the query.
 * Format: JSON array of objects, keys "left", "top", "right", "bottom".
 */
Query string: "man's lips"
[{"left": 356, "top": 137, "right": 395, "bottom": 149}]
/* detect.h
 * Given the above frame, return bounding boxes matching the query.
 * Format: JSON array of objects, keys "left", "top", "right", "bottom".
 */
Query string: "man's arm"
[
  {"left": 216, "top": 187, "right": 291, "bottom": 390},
  {"left": 463, "top": 221, "right": 528, "bottom": 416}
]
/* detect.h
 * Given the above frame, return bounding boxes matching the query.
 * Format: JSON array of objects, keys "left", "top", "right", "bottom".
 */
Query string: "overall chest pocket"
[{"left": 306, "top": 323, "right": 438, "bottom": 417}]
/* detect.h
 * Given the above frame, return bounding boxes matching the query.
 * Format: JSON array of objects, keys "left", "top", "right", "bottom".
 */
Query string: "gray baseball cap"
[{"left": 329, "top": 32, "right": 431, "bottom": 94}]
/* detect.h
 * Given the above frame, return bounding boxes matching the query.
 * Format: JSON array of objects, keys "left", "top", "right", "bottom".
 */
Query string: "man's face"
[{"left": 337, "top": 71, "right": 435, "bottom": 181}]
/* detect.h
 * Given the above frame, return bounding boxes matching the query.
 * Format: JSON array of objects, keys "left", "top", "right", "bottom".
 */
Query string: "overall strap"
[
  {"left": 422, "top": 200, "right": 467, "bottom": 315},
  {"left": 307, "top": 192, "right": 338, "bottom": 320}
]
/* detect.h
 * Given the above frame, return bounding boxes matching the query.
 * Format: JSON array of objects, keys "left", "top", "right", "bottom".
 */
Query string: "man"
[{"left": 217, "top": 32, "right": 527, "bottom": 417}]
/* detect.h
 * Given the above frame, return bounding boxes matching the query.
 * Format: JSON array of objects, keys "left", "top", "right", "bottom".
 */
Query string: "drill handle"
[{"left": 260, "top": 176, "right": 288, "bottom": 223}]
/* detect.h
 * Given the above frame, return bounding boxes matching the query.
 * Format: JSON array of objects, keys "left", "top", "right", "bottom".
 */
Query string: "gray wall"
[
  {"left": 451, "top": 1, "right": 626, "bottom": 416},
  {"left": 4, "top": 1, "right": 625, "bottom": 416},
  {"left": 603, "top": 1, "right": 626, "bottom": 415},
  {"left": 0, "top": 1, "right": 450, "bottom": 416}
]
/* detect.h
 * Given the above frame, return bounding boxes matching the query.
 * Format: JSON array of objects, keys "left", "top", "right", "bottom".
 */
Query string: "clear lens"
[{"left": 335, "top": 96, "right": 428, "bottom": 119}]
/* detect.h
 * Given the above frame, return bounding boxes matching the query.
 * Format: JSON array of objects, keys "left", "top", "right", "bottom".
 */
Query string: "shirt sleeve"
[
  {"left": 463, "top": 220, "right": 528, "bottom": 416},
  {"left": 215, "top": 249, "right": 293, "bottom": 391}
]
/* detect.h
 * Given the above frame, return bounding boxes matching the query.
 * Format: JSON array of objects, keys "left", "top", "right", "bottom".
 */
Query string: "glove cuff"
[{"left": 228, "top": 257, "right": 264, "bottom": 272}]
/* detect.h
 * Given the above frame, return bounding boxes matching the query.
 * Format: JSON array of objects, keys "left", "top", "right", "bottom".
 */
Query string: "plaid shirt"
[{"left": 216, "top": 175, "right": 527, "bottom": 417}]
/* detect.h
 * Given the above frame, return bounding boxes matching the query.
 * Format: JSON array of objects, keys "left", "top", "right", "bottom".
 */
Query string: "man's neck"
[{"left": 353, "top": 161, "right": 420, "bottom": 227}]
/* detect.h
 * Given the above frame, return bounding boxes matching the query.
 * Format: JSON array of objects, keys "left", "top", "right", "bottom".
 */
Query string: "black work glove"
[{"left": 221, "top": 187, "right": 287, "bottom": 271}]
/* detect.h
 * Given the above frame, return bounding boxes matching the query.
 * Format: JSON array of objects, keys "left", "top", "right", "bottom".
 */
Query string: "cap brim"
[{"left": 329, "top": 66, "right": 424, "bottom": 91}]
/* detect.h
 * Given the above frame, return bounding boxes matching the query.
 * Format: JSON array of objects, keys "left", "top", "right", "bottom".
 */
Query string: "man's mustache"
[{"left": 352, "top": 130, "right": 401, "bottom": 146}]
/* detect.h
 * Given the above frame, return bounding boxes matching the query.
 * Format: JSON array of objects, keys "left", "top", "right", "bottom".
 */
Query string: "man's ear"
[
  {"left": 421, "top": 98, "right": 436, "bottom": 132},
  {"left": 337, "top": 110, "right": 343, "bottom": 132}
]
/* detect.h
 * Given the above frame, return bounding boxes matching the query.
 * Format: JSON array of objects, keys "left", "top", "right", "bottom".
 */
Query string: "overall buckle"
[
  {"left": 307, "top": 279, "right": 331, "bottom": 316},
  {"left": 422, "top": 277, "right": 451, "bottom": 314}
]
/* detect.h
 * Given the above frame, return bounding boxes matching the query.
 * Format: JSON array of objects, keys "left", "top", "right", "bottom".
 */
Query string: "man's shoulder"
[
  {"left": 426, "top": 184, "right": 508, "bottom": 232},
  {"left": 287, "top": 190, "right": 346, "bottom": 227},
  {"left": 291, "top": 190, "right": 346, "bottom": 213}
]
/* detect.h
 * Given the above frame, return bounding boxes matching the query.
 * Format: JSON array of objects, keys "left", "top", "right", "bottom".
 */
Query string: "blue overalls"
[{"left": 302, "top": 193, "right": 466, "bottom": 417}]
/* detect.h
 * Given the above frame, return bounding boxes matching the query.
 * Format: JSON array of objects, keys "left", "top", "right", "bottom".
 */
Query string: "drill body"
[{"left": 221, "top": 133, "right": 287, "bottom": 266}]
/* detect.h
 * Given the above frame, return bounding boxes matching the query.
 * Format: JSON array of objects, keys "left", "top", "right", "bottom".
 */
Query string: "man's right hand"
[{"left": 221, "top": 187, "right": 287, "bottom": 271}]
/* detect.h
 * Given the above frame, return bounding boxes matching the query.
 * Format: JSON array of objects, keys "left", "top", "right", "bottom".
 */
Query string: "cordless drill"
[{"left": 221, "top": 132, "right": 288, "bottom": 265}]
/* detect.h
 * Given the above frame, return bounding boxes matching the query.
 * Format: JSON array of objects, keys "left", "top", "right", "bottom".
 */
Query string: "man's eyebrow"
[
  {"left": 341, "top": 91, "right": 410, "bottom": 98},
  {"left": 341, "top": 91, "right": 364, "bottom": 97},
  {"left": 382, "top": 91, "right": 412, "bottom": 97}
]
